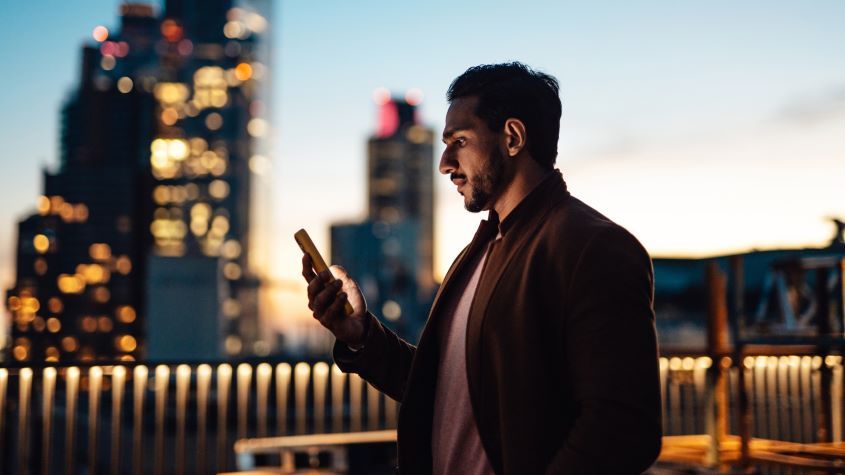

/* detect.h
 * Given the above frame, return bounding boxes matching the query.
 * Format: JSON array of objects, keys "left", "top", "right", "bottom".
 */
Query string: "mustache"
[{"left": 450, "top": 173, "right": 467, "bottom": 181}]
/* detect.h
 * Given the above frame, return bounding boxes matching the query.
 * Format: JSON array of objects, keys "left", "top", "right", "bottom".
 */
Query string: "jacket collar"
[{"left": 488, "top": 169, "right": 569, "bottom": 237}]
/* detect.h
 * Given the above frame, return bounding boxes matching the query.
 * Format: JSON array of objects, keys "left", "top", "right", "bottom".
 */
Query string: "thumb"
[{"left": 329, "top": 265, "right": 349, "bottom": 282}]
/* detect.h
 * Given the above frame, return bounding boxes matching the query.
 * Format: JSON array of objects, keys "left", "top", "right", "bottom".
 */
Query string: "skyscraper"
[
  {"left": 331, "top": 90, "right": 436, "bottom": 339},
  {"left": 5, "top": 1, "right": 273, "bottom": 362}
]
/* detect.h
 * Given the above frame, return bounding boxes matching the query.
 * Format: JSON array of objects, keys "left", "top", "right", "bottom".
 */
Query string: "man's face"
[{"left": 440, "top": 96, "right": 508, "bottom": 213}]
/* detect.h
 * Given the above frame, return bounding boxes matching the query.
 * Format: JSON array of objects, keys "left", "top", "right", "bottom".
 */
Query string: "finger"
[
  {"left": 313, "top": 279, "right": 343, "bottom": 315},
  {"left": 301, "top": 254, "right": 316, "bottom": 282},
  {"left": 307, "top": 274, "right": 327, "bottom": 308},
  {"left": 319, "top": 292, "right": 348, "bottom": 329}
]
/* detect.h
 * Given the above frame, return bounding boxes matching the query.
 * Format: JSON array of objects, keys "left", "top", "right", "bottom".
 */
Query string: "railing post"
[{"left": 705, "top": 261, "right": 729, "bottom": 468}]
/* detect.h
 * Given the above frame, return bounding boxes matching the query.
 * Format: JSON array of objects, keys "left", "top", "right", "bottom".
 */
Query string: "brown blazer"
[{"left": 335, "top": 171, "right": 662, "bottom": 474}]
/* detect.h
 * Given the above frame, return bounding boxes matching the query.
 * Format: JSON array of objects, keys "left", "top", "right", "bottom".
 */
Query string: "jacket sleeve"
[
  {"left": 332, "top": 312, "right": 417, "bottom": 402},
  {"left": 546, "top": 227, "right": 663, "bottom": 474}
]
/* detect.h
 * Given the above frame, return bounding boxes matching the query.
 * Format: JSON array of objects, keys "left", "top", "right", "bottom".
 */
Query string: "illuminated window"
[
  {"left": 73, "top": 204, "right": 89, "bottom": 222},
  {"left": 116, "top": 334, "right": 137, "bottom": 352},
  {"left": 223, "top": 262, "right": 241, "bottom": 280},
  {"left": 47, "top": 317, "right": 61, "bottom": 333},
  {"left": 223, "top": 21, "right": 246, "bottom": 39},
  {"left": 185, "top": 183, "right": 199, "bottom": 200},
  {"left": 34, "top": 258, "right": 48, "bottom": 275},
  {"left": 247, "top": 118, "right": 267, "bottom": 137},
  {"left": 32, "top": 316, "right": 46, "bottom": 332},
  {"left": 98, "top": 316, "right": 114, "bottom": 332},
  {"left": 59, "top": 202, "right": 74, "bottom": 221},
  {"left": 161, "top": 107, "right": 179, "bottom": 126},
  {"left": 211, "top": 215, "right": 230, "bottom": 235},
  {"left": 22, "top": 297, "right": 40, "bottom": 313},
  {"left": 153, "top": 185, "right": 170, "bottom": 205},
  {"left": 80, "top": 263, "right": 109, "bottom": 284},
  {"left": 90, "top": 243, "right": 112, "bottom": 260},
  {"left": 117, "top": 305, "right": 136, "bottom": 323},
  {"left": 234, "top": 62, "right": 252, "bottom": 81},
  {"left": 222, "top": 298, "right": 240, "bottom": 318},
  {"left": 81, "top": 316, "right": 97, "bottom": 333},
  {"left": 33, "top": 234, "right": 50, "bottom": 253},
  {"left": 37, "top": 196, "right": 50, "bottom": 215},
  {"left": 93, "top": 287, "right": 111, "bottom": 303},
  {"left": 48, "top": 297, "right": 63, "bottom": 313},
  {"left": 101, "top": 55, "right": 116, "bottom": 71},
  {"left": 13, "top": 345, "right": 28, "bottom": 361},
  {"left": 61, "top": 336, "right": 79, "bottom": 352},
  {"left": 382, "top": 300, "right": 402, "bottom": 321},
  {"left": 7, "top": 296, "right": 21, "bottom": 311},
  {"left": 225, "top": 335, "right": 242, "bottom": 355},
  {"left": 116, "top": 255, "right": 132, "bottom": 275},
  {"left": 45, "top": 346, "right": 60, "bottom": 361},
  {"left": 193, "top": 66, "right": 228, "bottom": 110},
  {"left": 58, "top": 274, "right": 86, "bottom": 294},
  {"left": 117, "top": 76, "right": 134, "bottom": 93},
  {"left": 92, "top": 25, "right": 109, "bottom": 42},
  {"left": 222, "top": 240, "right": 241, "bottom": 259},
  {"left": 49, "top": 196, "right": 65, "bottom": 213},
  {"left": 154, "top": 83, "right": 189, "bottom": 106},
  {"left": 205, "top": 112, "right": 223, "bottom": 130},
  {"left": 208, "top": 180, "right": 230, "bottom": 200}
]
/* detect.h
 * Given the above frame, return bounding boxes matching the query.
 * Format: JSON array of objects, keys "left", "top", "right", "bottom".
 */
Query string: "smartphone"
[{"left": 294, "top": 228, "right": 354, "bottom": 316}]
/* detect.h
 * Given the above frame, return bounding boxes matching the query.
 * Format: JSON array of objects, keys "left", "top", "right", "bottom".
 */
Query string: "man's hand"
[{"left": 301, "top": 254, "right": 369, "bottom": 348}]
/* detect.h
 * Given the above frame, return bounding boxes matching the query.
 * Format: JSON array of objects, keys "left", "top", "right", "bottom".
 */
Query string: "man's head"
[{"left": 440, "top": 62, "right": 561, "bottom": 213}]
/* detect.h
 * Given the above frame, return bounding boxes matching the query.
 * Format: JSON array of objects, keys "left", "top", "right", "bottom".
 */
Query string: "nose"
[{"left": 439, "top": 148, "right": 457, "bottom": 175}]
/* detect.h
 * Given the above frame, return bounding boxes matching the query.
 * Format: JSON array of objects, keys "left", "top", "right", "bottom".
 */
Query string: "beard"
[{"left": 465, "top": 147, "right": 508, "bottom": 213}]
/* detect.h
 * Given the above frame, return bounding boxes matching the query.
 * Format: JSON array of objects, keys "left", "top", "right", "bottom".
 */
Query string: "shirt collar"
[{"left": 488, "top": 169, "right": 569, "bottom": 237}]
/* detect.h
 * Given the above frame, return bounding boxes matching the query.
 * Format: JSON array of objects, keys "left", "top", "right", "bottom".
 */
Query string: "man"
[{"left": 302, "top": 62, "right": 662, "bottom": 474}]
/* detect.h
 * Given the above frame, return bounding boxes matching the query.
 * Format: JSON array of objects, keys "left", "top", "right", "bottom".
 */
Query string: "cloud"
[{"left": 775, "top": 84, "right": 845, "bottom": 125}]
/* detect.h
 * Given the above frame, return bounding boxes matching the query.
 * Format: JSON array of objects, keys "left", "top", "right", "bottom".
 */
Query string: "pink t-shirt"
[{"left": 431, "top": 245, "right": 495, "bottom": 475}]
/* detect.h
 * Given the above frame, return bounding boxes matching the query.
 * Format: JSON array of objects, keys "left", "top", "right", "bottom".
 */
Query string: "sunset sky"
[{"left": 1, "top": 0, "right": 843, "bottom": 338}]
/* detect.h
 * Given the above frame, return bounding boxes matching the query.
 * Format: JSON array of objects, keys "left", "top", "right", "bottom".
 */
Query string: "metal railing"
[
  {"left": 0, "top": 354, "right": 842, "bottom": 473},
  {"left": 0, "top": 360, "right": 397, "bottom": 474}
]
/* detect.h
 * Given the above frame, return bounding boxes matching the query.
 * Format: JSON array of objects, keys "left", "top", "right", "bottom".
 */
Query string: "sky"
[{"left": 1, "top": 0, "right": 843, "bottom": 337}]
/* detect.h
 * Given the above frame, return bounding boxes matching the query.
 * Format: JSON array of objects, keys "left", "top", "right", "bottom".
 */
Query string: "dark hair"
[{"left": 447, "top": 62, "right": 561, "bottom": 170}]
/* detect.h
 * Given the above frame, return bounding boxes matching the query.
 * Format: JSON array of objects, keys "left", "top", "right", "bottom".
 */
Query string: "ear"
[{"left": 502, "top": 118, "right": 527, "bottom": 157}]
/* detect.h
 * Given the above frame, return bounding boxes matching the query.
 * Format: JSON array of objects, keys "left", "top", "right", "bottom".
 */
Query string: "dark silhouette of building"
[
  {"left": 5, "top": 1, "right": 272, "bottom": 362},
  {"left": 331, "top": 92, "right": 436, "bottom": 339}
]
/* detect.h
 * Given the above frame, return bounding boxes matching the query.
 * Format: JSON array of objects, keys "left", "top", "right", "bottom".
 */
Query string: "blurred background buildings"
[
  {"left": 5, "top": 0, "right": 275, "bottom": 362},
  {"left": 331, "top": 93, "right": 437, "bottom": 342},
  {"left": 0, "top": 0, "right": 843, "bottom": 362}
]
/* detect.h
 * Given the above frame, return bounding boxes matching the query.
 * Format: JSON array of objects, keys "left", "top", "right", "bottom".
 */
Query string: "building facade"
[
  {"left": 5, "top": 1, "right": 273, "bottom": 362},
  {"left": 331, "top": 93, "right": 436, "bottom": 340}
]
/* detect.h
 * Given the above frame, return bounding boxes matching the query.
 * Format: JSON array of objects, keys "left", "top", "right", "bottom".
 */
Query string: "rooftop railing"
[{"left": 0, "top": 352, "right": 842, "bottom": 473}]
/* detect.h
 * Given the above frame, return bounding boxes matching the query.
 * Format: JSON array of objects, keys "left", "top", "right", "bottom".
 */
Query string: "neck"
[{"left": 492, "top": 159, "right": 550, "bottom": 223}]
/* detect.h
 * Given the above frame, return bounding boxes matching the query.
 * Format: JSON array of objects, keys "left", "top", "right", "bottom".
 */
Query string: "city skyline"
[{"left": 2, "top": 0, "right": 844, "bottom": 341}]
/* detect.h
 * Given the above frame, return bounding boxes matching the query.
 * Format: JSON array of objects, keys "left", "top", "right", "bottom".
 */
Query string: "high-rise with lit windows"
[
  {"left": 5, "top": 1, "right": 273, "bottom": 362},
  {"left": 330, "top": 91, "right": 436, "bottom": 340}
]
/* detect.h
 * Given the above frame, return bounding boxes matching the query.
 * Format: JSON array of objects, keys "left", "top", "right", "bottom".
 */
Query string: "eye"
[{"left": 454, "top": 137, "right": 467, "bottom": 147}]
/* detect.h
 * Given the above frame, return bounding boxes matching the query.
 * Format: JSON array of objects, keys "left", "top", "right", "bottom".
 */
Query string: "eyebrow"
[{"left": 442, "top": 126, "right": 470, "bottom": 141}]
